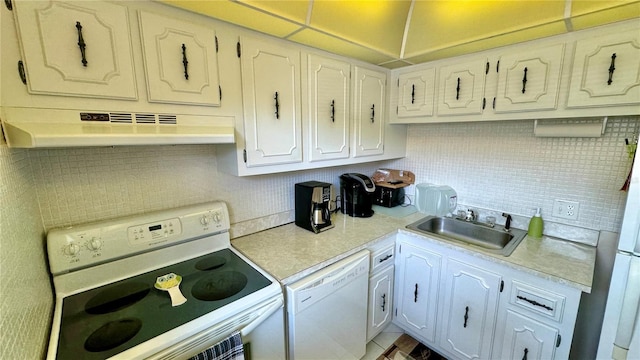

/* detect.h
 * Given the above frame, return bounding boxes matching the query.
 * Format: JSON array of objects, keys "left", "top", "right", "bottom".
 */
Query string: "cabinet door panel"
[
  {"left": 367, "top": 266, "right": 394, "bottom": 342},
  {"left": 398, "top": 68, "right": 435, "bottom": 118},
  {"left": 440, "top": 258, "right": 501, "bottom": 360},
  {"left": 138, "top": 11, "right": 220, "bottom": 106},
  {"left": 353, "top": 67, "right": 385, "bottom": 158},
  {"left": 308, "top": 54, "right": 350, "bottom": 162},
  {"left": 495, "top": 44, "right": 564, "bottom": 113},
  {"left": 395, "top": 243, "right": 441, "bottom": 343},
  {"left": 437, "top": 60, "right": 486, "bottom": 116},
  {"left": 13, "top": 1, "right": 137, "bottom": 100},
  {"left": 241, "top": 38, "right": 302, "bottom": 167},
  {"left": 500, "top": 310, "right": 558, "bottom": 360},
  {"left": 567, "top": 30, "right": 640, "bottom": 108}
]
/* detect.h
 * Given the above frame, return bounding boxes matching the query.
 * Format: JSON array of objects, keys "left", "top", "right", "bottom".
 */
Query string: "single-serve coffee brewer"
[
  {"left": 295, "top": 181, "right": 334, "bottom": 233},
  {"left": 340, "top": 173, "right": 376, "bottom": 217}
]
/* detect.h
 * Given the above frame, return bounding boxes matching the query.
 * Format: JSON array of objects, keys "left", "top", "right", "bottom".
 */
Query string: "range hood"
[{"left": 0, "top": 107, "right": 235, "bottom": 148}]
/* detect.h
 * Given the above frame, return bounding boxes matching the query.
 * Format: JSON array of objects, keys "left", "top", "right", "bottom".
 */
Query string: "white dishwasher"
[{"left": 286, "top": 250, "right": 370, "bottom": 359}]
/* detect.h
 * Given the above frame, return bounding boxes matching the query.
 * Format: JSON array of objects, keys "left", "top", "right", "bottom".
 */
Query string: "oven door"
[{"left": 132, "top": 294, "right": 285, "bottom": 360}]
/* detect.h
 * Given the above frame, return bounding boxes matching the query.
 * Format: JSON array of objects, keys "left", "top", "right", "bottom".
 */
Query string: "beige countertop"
[{"left": 231, "top": 208, "right": 596, "bottom": 292}]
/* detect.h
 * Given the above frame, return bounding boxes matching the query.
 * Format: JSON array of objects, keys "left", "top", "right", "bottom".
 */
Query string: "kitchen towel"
[{"left": 190, "top": 331, "right": 245, "bottom": 360}]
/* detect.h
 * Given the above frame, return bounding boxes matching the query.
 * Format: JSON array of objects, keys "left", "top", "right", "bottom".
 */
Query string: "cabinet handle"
[
  {"left": 5, "top": 0, "right": 12, "bottom": 11},
  {"left": 463, "top": 306, "right": 469, "bottom": 328},
  {"left": 182, "top": 44, "right": 189, "bottom": 80},
  {"left": 522, "top": 348, "right": 528, "bottom": 360},
  {"left": 370, "top": 104, "right": 375, "bottom": 123},
  {"left": 17, "top": 60, "right": 27, "bottom": 85},
  {"left": 521, "top": 67, "right": 528, "bottom": 94},
  {"left": 411, "top": 84, "right": 415, "bottom": 104},
  {"left": 381, "top": 293, "right": 386, "bottom": 312},
  {"left": 414, "top": 283, "right": 418, "bottom": 302},
  {"left": 274, "top": 92, "right": 280, "bottom": 119},
  {"left": 608, "top": 53, "right": 617, "bottom": 85},
  {"left": 456, "top": 77, "right": 461, "bottom": 100},
  {"left": 330, "top": 100, "right": 335, "bottom": 122},
  {"left": 75, "top": 22, "right": 87, "bottom": 67},
  {"left": 516, "top": 295, "right": 553, "bottom": 311},
  {"left": 378, "top": 254, "right": 392, "bottom": 263}
]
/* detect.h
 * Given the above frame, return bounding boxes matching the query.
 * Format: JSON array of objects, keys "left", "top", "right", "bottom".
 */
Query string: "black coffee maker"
[
  {"left": 295, "top": 181, "right": 334, "bottom": 233},
  {"left": 340, "top": 173, "right": 376, "bottom": 217}
]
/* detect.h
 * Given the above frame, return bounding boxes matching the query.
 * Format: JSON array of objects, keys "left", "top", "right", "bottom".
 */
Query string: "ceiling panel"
[
  {"left": 309, "top": 0, "right": 412, "bottom": 56},
  {"left": 161, "top": 0, "right": 302, "bottom": 37},
  {"left": 161, "top": 0, "right": 640, "bottom": 69},
  {"left": 288, "top": 28, "right": 397, "bottom": 65}
]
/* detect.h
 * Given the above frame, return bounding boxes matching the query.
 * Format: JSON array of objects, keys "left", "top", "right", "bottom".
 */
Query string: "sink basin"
[{"left": 406, "top": 216, "right": 527, "bottom": 256}]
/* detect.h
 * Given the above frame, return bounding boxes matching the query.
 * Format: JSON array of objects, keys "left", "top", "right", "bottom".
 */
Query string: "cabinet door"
[
  {"left": 437, "top": 59, "right": 486, "bottom": 116},
  {"left": 138, "top": 11, "right": 220, "bottom": 106},
  {"left": 495, "top": 43, "right": 565, "bottom": 113},
  {"left": 307, "top": 54, "right": 350, "bottom": 162},
  {"left": 567, "top": 29, "right": 640, "bottom": 108},
  {"left": 353, "top": 67, "right": 385, "bottom": 158},
  {"left": 394, "top": 242, "right": 441, "bottom": 343},
  {"left": 397, "top": 68, "right": 436, "bottom": 118},
  {"left": 499, "top": 310, "right": 559, "bottom": 360},
  {"left": 240, "top": 37, "right": 302, "bottom": 167},
  {"left": 439, "top": 258, "right": 501, "bottom": 360},
  {"left": 12, "top": 1, "right": 137, "bottom": 100},
  {"left": 367, "top": 266, "right": 394, "bottom": 342}
]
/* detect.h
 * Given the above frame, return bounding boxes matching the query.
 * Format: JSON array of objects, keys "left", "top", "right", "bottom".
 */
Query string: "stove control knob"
[
  {"left": 87, "top": 238, "right": 103, "bottom": 251},
  {"left": 64, "top": 243, "right": 80, "bottom": 256},
  {"left": 212, "top": 212, "right": 222, "bottom": 224},
  {"left": 200, "top": 215, "right": 211, "bottom": 226}
]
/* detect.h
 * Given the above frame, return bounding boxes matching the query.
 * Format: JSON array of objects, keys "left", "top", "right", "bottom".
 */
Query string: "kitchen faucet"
[{"left": 502, "top": 213, "right": 512, "bottom": 232}]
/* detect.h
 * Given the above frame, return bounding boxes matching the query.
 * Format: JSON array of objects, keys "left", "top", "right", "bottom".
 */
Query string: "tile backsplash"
[{"left": 390, "top": 117, "right": 637, "bottom": 234}]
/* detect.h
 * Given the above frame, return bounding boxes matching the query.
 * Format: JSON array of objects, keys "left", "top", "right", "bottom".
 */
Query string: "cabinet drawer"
[
  {"left": 370, "top": 245, "right": 394, "bottom": 273},
  {"left": 509, "top": 281, "right": 566, "bottom": 322}
]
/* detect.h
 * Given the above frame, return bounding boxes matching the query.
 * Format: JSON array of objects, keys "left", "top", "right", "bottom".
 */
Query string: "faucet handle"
[
  {"left": 502, "top": 212, "right": 512, "bottom": 231},
  {"left": 465, "top": 209, "right": 477, "bottom": 222}
]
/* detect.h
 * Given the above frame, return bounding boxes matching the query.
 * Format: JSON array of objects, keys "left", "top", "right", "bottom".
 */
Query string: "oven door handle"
[{"left": 240, "top": 296, "right": 283, "bottom": 337}]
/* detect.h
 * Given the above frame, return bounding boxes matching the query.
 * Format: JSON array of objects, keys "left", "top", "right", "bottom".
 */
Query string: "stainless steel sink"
[{"left": 406, "top": 216, "right": 527, "bottom": 256}]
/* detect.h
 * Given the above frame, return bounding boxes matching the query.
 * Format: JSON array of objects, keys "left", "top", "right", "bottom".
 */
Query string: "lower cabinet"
[
  {"left": 438, "top": 258, "right": 501, "bottom": 360},
  {"left": 367, "top": 240, "right": 396, "bottom": 342},
  {"left": 393, "top": 232, "right": 582, "bottom": 360}
]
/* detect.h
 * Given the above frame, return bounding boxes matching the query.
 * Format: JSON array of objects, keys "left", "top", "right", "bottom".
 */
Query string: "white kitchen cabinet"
[
  {"left": 11, "top": 0, "right": 137, "bottom": 100},
  {"left": 394, "top": 240, "right": 442, "bottom": 343},
  {"left": 397, "top": 68, "right": 436, "bottom": 118},
  {"left": 367, "top": 239, "right": 396, "bottom": 342},
  {"left": 367, "top": 266, "right": 394, "bottom": 342},
  {"left": 436, "top": 58, "right": 487, "bottom": 116},
  {"left": 498, "top": 310, "right": 559, "bottom": 360},
  {"left": 239, "top": 36, "right": 302, "bottom": 167},
  {"left": 567, "top": 28, "right": 640, "bottom": 108},
  {"left": 352, "top": 66, "right": 385, "bottom": 158},
  {"left": 438, "top": 257, "right": 501, "bottom": 360},
  {"left": 307, "top": 54, "right": 350, "bottom": 162},
  {"left": 138, "top": 10, "right": 221, "bottom": 106},
  {"left": 494, "top": 43, "right": 565, "bottom": 113}
]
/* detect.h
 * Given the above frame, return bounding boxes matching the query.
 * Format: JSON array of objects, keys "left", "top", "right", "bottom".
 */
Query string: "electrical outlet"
[{"left": 553, "top": 199, "right": 580, "bottom": 220}]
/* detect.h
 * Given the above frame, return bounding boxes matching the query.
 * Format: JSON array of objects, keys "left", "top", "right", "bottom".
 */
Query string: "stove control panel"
[
  {"left": 46, "top": 201, "right": 230, "bottom": 275},
  {"left": 127, "top": 218, "right": 183, "bottom": 245}
]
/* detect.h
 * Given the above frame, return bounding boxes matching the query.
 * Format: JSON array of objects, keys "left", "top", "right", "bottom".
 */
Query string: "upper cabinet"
[
  {"left": 494, "top": 43, "right": 565, "bottom": 113},
  {"left": 390, "top": 18, "right": 639, "bottom": 124},
  {"left": 436, "top": 59, "right": 487, "bottom": 116},
  {"left": 307, "top": 54, "right": 350, "bottom": 162},
  {"left": 397, "top": 68, "right": 436, "bottom": 118},
  {"left": 138, "top": 11, "right": 221, "bottom": 106},
  {"left": 239, "top": 36, "right": 303, "bottom": 167},
  {"left": 353, "top": 67, "right": 386, "bottom": 158},
  {"left": 567, "top": 28, "right": 640, "bottom": 108},
  {"left": 12, "top": 1, "right": 137, "bottom": 100}
]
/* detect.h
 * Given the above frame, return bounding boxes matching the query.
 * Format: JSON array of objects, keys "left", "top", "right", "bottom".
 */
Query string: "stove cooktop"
[{"left": 55, "top": 248, "right": 271, "bottom": 360}]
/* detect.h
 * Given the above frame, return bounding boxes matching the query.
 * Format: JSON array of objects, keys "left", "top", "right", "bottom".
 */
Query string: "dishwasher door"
[{"left": 286, "top": 250, "right": 370, "bottom": 360}]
